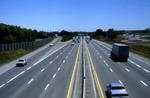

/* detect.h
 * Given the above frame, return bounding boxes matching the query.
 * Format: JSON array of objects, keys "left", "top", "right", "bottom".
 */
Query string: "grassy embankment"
[
  {"left": 95, "top": 35, "right": 150, "bottom": 59},
  {"left": 61, "top": 35, "right": 72, "bottom": 42},
  {"left": 0, "top": 49, "right": 35, "bottom": 65}
]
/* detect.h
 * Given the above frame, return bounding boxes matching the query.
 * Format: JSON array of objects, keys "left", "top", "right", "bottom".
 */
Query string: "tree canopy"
[{"left": 0, "top": 23, "right": 55, "bottom": 44}]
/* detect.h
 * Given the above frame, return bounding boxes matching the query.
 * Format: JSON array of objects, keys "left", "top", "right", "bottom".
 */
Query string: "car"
[
  {"left": 106, "top": 83, "right": 129, "bottom": 98},
  {"left": 72, "top": 42, "right": 75, "bottom": 45},
  {"left": 49, "top": 43, "right": 54, "bottom": 47},
  {"left": 16, "top": 59, "right": 27, "bottom": 67}
]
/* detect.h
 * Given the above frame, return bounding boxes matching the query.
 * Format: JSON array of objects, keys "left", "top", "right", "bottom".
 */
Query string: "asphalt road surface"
[{"left": 0, "top": 37, "right": 150, "bottom": 98}]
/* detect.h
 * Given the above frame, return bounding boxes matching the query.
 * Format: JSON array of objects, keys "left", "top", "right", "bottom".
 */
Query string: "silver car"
[
  {"left": 106, "top": 83, "right": 129, "bottom": 98},
  {"left": 16, "top": 59, "right": 27, "bottom": 67}
]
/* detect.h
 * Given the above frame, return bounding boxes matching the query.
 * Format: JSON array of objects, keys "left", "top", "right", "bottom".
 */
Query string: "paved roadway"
[
  {"left": 0, "top": 40, "right": 80, "bottom": 98},
  {"left": 87, "top": 39, "right": 150, "bottom": 98},
  {"left": 0, "top": 37, "right": 150, "bottom": 98}
]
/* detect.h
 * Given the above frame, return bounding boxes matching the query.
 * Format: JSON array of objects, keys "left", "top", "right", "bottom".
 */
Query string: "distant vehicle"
[
  {"left": 111, "top": 43, "right": 129, "bottom": 62},
  {"left": 49, "top": 43, "right": 54, "bottom": 47},
  {"left": 72, "top": 42, "right": 75, "bottom": 45},
  {"left": 16, "top": 59, "right": 27, "bottom": 67},
  {"left": 106, "top": 83, "right": 129, "bottom": 98}
]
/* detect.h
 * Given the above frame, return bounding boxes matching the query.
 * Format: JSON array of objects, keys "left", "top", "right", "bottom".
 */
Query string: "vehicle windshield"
[
  {"left": 18, "top": 60, "right": 24, "bottom": 62},
  {"left": 112, "top": 87, "right": 124, "bottom": 89}
]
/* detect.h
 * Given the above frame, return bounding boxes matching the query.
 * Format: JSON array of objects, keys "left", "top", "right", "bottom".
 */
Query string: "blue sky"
[{"left": 0, "top": 0, "right": 150, "bottom": 31}]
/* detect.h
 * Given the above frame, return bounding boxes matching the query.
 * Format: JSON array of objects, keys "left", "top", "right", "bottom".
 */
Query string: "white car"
[
  {"left": 16, "top": 59, "right": 27, "bottom": 67},
  {"left": 49, "top": 43, "right": 54, "bottom": 47},
  {"left": 72, "top": 42, "right": 75, "bottom": 45}
]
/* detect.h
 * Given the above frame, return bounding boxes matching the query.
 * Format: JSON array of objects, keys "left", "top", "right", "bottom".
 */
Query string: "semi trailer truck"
[{"left": 111, "top": 43, "right": 129, "bottom": 62}]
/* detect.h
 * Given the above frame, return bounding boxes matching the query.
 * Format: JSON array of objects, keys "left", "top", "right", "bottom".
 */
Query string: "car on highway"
[
  {"left": 72, "top": 42, "right": 75, "bottom": 45},
  {"left": 16, "top": 59, "right": 27, "bottom": 67},
  {"left": 49, "top": 43, "right": 54, "bottom": 47},
  {"left": 106, "top": 82, "right": 129, "bottom": 98}
]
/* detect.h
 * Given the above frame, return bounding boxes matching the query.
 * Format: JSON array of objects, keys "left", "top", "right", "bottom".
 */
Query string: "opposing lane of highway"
[
  {"left": 88, "top": 39, "right": 150, "bottom": 98},
  {"left": 0, "top": 41, "right": 76, "bottom": 98}
]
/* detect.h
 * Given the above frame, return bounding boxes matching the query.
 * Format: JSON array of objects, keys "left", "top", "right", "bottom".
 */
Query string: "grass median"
[{"left": 0, "top": 49, "right": 35, "bottom": 65}]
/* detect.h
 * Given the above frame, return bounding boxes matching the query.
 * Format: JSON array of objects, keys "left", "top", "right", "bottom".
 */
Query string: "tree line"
[{"left": 0, "top": 23, "right": 55, "bottom": 44}]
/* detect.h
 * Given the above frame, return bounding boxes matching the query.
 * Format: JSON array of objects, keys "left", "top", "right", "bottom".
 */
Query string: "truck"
[{"left": 111, "top": 43, "right": 129, "bottom": 62}]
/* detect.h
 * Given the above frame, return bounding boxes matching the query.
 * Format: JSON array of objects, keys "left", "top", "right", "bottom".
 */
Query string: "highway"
[{"left": 0, "top": 37, "right": 150, "bottom": 98}]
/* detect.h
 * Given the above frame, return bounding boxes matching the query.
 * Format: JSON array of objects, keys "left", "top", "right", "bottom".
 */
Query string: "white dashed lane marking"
[
  {"left": 119, "top": 80, "right": 123, "bottom": 84},
  {"left": 109, "top": 68, "right": 113, "bottom": 72},
  {"left": 27, "top": 78, "right": 34, "bottom": 84},
  {"left": 41, "top": 68, "right": 45, "bottom": 72},
  {"left": 44, "top": 84, "right": 50, "bottom": 91},
  {"left": 53, "top": 73, "right": 56, "bottom": 78},
  {"left": 140, "top": 80, "right": 148, "bottom": 87},
  {"left": 143, "top": 68, "right": 150, "bottom": 73},
  {"left": 125, "top": 68, "right": 130, "bottom": 72},
  {"left": 63, "top": 60, "right": 65, "bottom": 63},
  {"left": 49, "top": 61, "right": 53, "bottom": 64},
  {"left": 58, "top": 67, "right": 60, "bottom": 71}
]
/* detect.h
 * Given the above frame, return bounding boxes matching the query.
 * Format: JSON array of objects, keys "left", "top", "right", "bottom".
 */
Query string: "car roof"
[
  {"left": 111, "top": 89, "right": 128, "bottom": 95},
  {"left": 110, "top": 83, "right": 124, "bottom": 88}
]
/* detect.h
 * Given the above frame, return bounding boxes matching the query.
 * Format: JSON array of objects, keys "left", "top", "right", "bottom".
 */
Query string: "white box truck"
[{"left": 111, "top": 43, "right": 129, "bottom": 62}]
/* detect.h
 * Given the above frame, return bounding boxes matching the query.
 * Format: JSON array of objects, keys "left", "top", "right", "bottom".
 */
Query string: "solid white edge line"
[
  {"left": 44, "top": 84, "right": 50, "bottom": 91},
  {"left": 140, "top": 80, "right": 148, "bottom": 87},
  {"left": 0, "top": 84, "right": 5, "bottom": 88},
  {"left": 26, "top": 66, "right": 32, "bottom": 70},
  {"left": 7, "top": 71, "right": 25, "bottom": 83}
]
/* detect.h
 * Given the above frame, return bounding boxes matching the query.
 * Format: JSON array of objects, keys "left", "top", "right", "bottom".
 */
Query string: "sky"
[{"left": 0, "top": 0, "right": 150, "bottom": 31}]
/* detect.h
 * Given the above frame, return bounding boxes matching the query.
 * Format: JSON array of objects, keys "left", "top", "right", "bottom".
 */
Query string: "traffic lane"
[
  {"left": 128, "top": 56, "right": 150, "bottom": 72},
  {"left": 10, "top": 44, "right": 78, "bottom": 98},
  {"left": 39, "top": 44, "right": 79, "bottom": 98},
  {"left": 92, "top": 40, "right": 150, "bottom": 75},
  {"left": 0, "top": 42, "right": 71, "bottom": 85},
  {"left": 93, "top": 39, "right": 150, "bottom": 71},
  {"left": 92, "top": 41, "right": 150, "bottom": 83},
  {"left": 0, "top": 44, "right": 73, "bottom": 97},
  {"left": 90, "top": 42, "right": 150, "bottom": 98},
  {"left": 0, "top": 44, "right": 75, "bottom": 98},
  {"left": 87, "top": 43, "right": 121, "bottom": 97},
  {"left": 27, "top": 41, "right": 70, "bottom": 65}
]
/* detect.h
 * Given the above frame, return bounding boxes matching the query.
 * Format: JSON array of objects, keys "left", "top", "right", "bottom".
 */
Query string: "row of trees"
[
  {"left": 0, "top": 23, "right": 120, "bottom": 43},
  {"left": 92, "top": 28, "right": 117, "bottom": 40},
  {"left": 0, "top": 23, "right": 55, "bottom": 44}
]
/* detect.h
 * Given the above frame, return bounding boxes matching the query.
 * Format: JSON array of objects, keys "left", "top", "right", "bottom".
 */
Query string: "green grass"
[
  {"left": 61, "top": 35, "right": 72, "bottom": 42},
  {"left": 141, "top": 36, "right": 150, "bottom": 40},
  {"left": 128, "top": 44, "right": 150, "bottom": 58},
  {"left": 0, "top": 49, "right": 34, "bottom": 65},
  {"left": 94, "top": 35, "right": 150, "bottom": 59}
]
